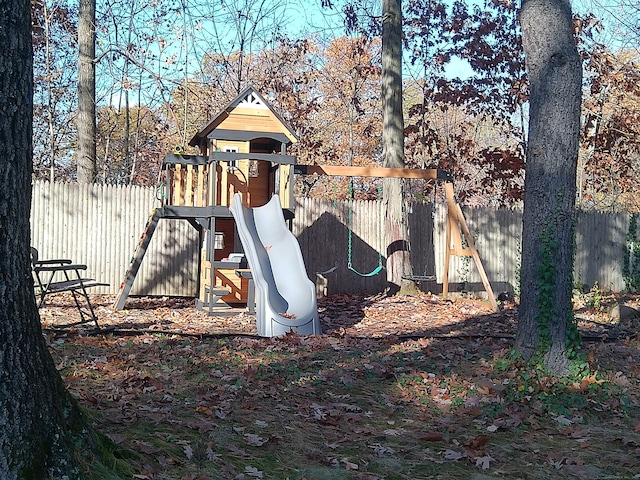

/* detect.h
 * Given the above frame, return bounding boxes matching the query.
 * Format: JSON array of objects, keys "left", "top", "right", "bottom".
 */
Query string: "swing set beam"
[
  {"left": 295, "top": 164, "right": 453, "bottom": 182},
  {"left": 295, "top": 164, "right": 498, "bottom": 312}
]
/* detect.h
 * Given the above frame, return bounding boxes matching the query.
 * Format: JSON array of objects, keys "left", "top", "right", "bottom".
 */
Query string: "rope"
[
  {"left": 400, "top": 178, "right": 412, "bottom": 279},
  {"left": 399, "top": 178, "right": 435, "bottom": 282}
]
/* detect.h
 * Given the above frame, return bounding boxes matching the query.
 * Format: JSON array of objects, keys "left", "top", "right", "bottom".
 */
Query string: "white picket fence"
[{"left": 29, "top": 181, "right": 632, "bottom": 298}]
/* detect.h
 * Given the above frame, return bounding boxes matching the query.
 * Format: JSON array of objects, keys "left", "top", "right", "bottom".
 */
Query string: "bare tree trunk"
[
  {"left": 382, "top": 0, "right": 414, "bottom": 295},
  {"left": 77, "top": 0, "right": 96, "bottom": 183},
  {"left": 0, "top": 2, "right": 101, "bottom": 477},
  {"left": 125, "top": 90, "right": 132, "bottom": 184},
  {"left": 516, "top": 0, "right": 582, "bottom": 374},
  {"left": 43, "top": 1, "right": 56, "bottom": 182}
]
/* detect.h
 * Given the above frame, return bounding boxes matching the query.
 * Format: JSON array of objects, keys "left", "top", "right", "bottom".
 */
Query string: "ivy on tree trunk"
[{"left": 516, "top": 0, "right": 582, "bottom": 374}]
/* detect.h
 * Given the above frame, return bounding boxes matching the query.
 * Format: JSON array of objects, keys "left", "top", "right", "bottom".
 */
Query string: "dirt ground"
[{"left": 39, "top": 290, "right": 636, "bottom": 340}]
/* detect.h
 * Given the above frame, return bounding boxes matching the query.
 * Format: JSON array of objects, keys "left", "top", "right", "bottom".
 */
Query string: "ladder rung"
[{"left": 207, "top": 287, "right": 231, "bottom": 296}]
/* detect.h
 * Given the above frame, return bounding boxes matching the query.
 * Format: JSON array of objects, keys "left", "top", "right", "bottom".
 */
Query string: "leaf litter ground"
[{"left": 41, "top": 292, "right": 640, "bottom": 479}]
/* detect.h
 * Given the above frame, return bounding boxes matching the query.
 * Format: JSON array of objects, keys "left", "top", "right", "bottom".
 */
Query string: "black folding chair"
[{"left": 31, "top": 247, "right": 108, "bottom": 329}]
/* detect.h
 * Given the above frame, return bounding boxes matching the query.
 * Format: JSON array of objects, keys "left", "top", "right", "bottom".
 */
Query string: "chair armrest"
[
  {"left": 33, "top": 258, "right": 73, "bottom": 266},
  {"left": 34, "top": 264, "right": 88, "bottom": 273}
]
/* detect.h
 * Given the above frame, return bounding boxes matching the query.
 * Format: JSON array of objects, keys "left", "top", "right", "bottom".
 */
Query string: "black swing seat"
[
  {"left": 31, "top": 247, "right": 109, "bottom": 329},
  {"left": 402, "top": 274, "right": 436, "bottom": 282}
]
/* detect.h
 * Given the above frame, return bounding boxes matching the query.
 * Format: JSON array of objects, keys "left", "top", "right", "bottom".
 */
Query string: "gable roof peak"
[
  {"left": 188, "top": 85, "right": 299, "bottom": 147},
  {"left": 235, "top": 87, "right": 269, "bottom": 110}
]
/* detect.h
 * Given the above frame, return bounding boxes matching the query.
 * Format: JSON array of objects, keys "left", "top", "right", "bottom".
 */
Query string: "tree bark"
[
  {"left": 0, "top": 2, "right": 100, "bottom": 477},
  {"left": 516, "top": 0, "right": 582, "bottom": 374},
  {"left": 77, "top": 0, "right": 97, "bottom": 183},
  {"left": 382, "top": 0, "right": 414, "bottom": 295}
]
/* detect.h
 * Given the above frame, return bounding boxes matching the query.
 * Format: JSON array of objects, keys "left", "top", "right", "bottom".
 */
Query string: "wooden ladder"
[{"left": 113, "top": 209, "right": 162, "bottom": 310}]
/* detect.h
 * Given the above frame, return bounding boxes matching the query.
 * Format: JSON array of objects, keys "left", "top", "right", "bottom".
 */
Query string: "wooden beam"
[
  {"left": 455, "top": 201, "right": 499, "bottom": 312},
  {"left": 298, "top": 164, "right": 448, "bottom": 180},
  {"left": 443, "top": 183, "right": 498, "bottom": 312}
]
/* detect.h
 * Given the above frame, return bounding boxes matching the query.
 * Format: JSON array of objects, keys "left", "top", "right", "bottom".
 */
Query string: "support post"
[{"left": 443, "top": 183, "right": 498, "bottom": 312}]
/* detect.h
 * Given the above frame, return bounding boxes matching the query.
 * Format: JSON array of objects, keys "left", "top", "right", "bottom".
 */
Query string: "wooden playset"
[
  {"left": 113, "top": 86, "right": 298, "bottom": 313},
  {"left": 113, "top": 86, "right": 498, "bottom": 316}
]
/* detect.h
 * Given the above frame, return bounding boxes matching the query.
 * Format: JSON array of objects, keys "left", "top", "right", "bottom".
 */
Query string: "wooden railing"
[{"left": 161, "top": 155, "right": 214, "bottom": 208}]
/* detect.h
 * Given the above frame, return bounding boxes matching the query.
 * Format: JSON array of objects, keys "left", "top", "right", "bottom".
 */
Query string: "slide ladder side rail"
[{"left": 113, "top": 209, "right": 162, "bottom": 310}]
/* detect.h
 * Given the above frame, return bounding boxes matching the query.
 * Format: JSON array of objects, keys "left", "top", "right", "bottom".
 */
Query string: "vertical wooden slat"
[
  {"left": 196, "top": 165, "right": 205, "bottom": 207},
  {"left": 185, "top": 164, "right": 194, "bottom": 206}
]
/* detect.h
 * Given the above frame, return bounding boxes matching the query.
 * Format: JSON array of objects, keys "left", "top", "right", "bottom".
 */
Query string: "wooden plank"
[
  {"left": 456, "top": 203, "right": 499, "bottom": 312},
  {"left": 230, "top": 108, "right": 271, "bottom": 117},
  {"left": 443, "top": 204, "right": 452, "bottom": 297},
  {"left": 209, "top": 164, "right": 218, "bottom": 207},
  {"left": 173, "top": 164, "right": 183, "bottom": 206},
  {"left": 185, "top": 164, "right": 194, "bottom": 206},
  {"left": 214, "top": 164, "right": 223, "bottom": 206},
  {"left": 247, "top": 162, "right": 269, "bottom": 207},
  {"left": 442, "top": 183, "right": 498, "bottom": 311},
  {"left": 199, "top": 249, "right": 210, "bottom": 303},
  {"left": 445, "top": 183, "right": 467, "bottom": 253},
  {"left": 220, "top": 164, "right": 230, "bottom": 207},
  {"left": 303, "top": 165, "right": 441, "bottom": 180},
  {"left": 221, "top": 118, "right": 279, "bottom": 130},
  {"left": 215, "top": 268, "right": 249, "bottom": 303},
  {"left": 223, "top": 112, "right": 281, "bottom": 127},
  {"left": 195, "top": 164, "right": 205, "bottom": 207}
]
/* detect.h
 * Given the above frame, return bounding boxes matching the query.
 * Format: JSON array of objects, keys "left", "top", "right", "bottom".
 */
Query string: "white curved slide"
[{"left": 230, "top": 193, "right": 321, "bottom": 337}]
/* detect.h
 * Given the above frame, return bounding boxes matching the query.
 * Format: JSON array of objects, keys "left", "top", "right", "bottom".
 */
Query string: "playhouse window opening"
[{"left": 224, "top": 146, "right": 239, "bottom": 171}]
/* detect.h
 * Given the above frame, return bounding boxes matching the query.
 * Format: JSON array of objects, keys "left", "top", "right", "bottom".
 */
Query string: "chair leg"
[{"left": 72, "top": 287, "right": 100, "bottom": 329}]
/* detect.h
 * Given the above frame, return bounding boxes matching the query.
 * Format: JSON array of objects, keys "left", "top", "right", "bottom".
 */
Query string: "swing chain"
[
  {"left": 347, "top": 201, "right": 353, "bottom": 270},
  {"left": 346, "top": 182, "right": 384, "bottom": 277}
]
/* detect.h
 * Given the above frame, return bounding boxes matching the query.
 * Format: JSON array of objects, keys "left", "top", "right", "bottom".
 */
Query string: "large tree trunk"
[
  {"left": 77, "top": 0, "right": 97, "bottom": 183},
  {"left": 0, "top": 2, "right": 100, "bottom": 477},
  {"left": 382, "top": 0, "right": 414, "bottom": 295},
  {"left": 516, "top": 0, "right": 582, "bottom": 374}
]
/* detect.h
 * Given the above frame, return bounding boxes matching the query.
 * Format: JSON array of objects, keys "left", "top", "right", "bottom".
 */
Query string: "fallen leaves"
[
  {"left": 182, "top": 443, "right": 193, "bottom": 460},
  {"left": 243, "top": 433, "right": 268, "bottom": 447},
  {"left": 243, "top": 466, "right": 264, "bottom": 478},
  {"left": 465, "top": 434, "right": 489, "bottom": 452},
  {"left": 475, "top": 455, "right": 495, "bottom": 470},
  {"left": 39, "top": 292, "right": 640, "bottom": 480},
  {"left": 205, "top": 443, "right": 220, "bottom": 461},
  {"left": 443, "top": 449, "right": 466, "bottom": 461},
  {"left": 611, "top": 371, "right": 632, "bottom": 387},
  {"left": 420, "top": 431, "right": 445, "bottom": 442},
  {"left": 341, "top": 458, "right": 359, "bottom": 470}
]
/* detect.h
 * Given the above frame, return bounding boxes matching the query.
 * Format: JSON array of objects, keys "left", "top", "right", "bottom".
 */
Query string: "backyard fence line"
[{"left": 30, "top": 180, "right": 631, "bottom": 298}]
